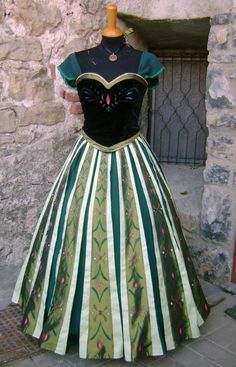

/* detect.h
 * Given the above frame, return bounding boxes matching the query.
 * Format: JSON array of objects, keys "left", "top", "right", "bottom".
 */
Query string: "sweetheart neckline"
[{"left": 75, "top": 72, "right": 148, "bottom": 89}]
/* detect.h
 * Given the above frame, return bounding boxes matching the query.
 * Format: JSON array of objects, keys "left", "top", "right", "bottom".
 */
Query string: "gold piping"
[
  {"left": 80, "top": 129, "right": 141, "bottom": 152},
  {"left": 75, "top": 72, "right": 148, "bottom": 89}
]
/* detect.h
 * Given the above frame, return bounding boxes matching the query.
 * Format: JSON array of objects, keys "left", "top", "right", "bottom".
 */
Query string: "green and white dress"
[{"left": 12, "top": 50, "right": 210, "bottom": 362}]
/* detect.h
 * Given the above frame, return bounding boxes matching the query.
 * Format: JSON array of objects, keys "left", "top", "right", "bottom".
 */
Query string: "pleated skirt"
[{"left": 12, "top": 130, "right": 210, "bottom": 362}]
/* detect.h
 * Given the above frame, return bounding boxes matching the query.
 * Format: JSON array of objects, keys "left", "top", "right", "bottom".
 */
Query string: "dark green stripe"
[{"left": 127, "top": 146, "right": 167, "bottom": 353}]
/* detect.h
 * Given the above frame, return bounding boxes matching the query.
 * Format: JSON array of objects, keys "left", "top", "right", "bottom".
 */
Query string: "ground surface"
[{"left": 0, "top": 265, "right": 236, "bottom": 367}]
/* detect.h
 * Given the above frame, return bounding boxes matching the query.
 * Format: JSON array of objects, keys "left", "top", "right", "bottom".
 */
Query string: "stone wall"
[
  {"left": 0, "top": 0, "right": 107, "bottom": 264},
  {"left": 198, "top": 11, "right": 236, "bottom": 283},
  {"left": 0, "top": 0, "right": 146, "bottom": 265}
]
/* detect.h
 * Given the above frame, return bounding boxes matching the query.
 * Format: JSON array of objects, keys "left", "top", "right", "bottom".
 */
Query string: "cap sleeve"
[
  {"left": 57, "top": 53, "right": 82, "bottom": 90},
  {"left": 139, "top": 51, "right": 165, "bottom": 90}
]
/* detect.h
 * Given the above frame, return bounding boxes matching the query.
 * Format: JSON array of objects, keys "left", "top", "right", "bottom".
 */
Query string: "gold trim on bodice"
[
  {"left": 79, "top": 129, "right": 141, "bottom": 152},
  {"left": 75, "top": 72, "right": 148, "bottom": 89}
]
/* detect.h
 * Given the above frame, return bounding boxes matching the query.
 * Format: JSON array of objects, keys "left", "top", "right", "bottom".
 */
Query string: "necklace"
[{"left": 101, "top": 42, "right": 126, "bottom": 62}]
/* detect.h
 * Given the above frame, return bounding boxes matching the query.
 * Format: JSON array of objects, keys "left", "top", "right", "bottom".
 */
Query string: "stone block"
[
  {"left": 208, "top": 54, "right": 236, "bottom": 63},
  {"left": 0, "top": 36, "right": 43, "bottom": 61},
  {"left": 201, "top": 187, "right": 231, "bottom": 242},
  {"left": 69, "top": 102, "right": 83, "bottom": 115},
  {"left": 49, "top": 64, "right": 56, "bottom": 80},
  {"left": 210, "top": 13, "right": 231, "bottom": 25},
  {"left": 8, "top": 69, "right": 54, "bottom": 102},
  {"left": 0, "top": 109, "right": 16, "bottom": 133},
  {"left": 190, "top": 244, "right": 230, "bottom": 284},
  {"left": 59, "top": 89, "right": 80, "bottom": 102},
  {"left": 206, "top": 70, "right": 235, "bottom": 109},
  {"left": 207, "top": 28, "right": 228, "bottom": 50},
  {"left": 0, "top": 134, "right": 15, "bottom": 144},
  {"left": 21, "top": 102, "right": 65, "bottom": 126},
  {"left": 206, "top": 135, "right": 234, "bottom": 159},
  {"left": 208, "top": 113, "right": 236, "bottom": 129},
  {"left": 13, "top": 0, "right": 62, "bottom": 36},
  {"left": 203, "top": 163, "right": 230, "bottom": 184}
]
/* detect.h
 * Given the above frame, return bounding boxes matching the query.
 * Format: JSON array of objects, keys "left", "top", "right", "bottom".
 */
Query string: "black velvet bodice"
[{"left": 75, "top": 73, "right": 148, "bottom": 146}]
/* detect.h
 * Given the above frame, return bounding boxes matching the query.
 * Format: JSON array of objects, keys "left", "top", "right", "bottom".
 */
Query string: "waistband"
[{"left": 79, "top": 129, "right": 141, "bottom": 152}]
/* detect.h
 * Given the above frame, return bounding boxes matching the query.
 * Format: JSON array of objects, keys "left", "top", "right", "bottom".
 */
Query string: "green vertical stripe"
[{"left": 127, "top": 146, "right": 167, "bottom": 353}]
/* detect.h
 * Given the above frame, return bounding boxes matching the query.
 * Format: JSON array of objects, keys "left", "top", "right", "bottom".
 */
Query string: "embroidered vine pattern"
[{"left": 81, "top": 86, "right": 138, "bottom": 112}]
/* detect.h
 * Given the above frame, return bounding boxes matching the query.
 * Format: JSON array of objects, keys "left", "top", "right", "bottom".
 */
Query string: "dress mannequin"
[
  {"left": 11, "top": 3, "right": 210, "bottom": 363},
  {"left": 76, "top": 5, "right": 153, "bottom": 81}
]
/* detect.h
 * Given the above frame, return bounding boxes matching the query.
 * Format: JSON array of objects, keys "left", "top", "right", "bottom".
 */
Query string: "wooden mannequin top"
[{"left": 102, "top": 4, "right": 123, "bottom": 38}]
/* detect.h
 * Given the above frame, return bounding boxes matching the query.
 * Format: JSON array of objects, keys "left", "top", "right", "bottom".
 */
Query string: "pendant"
[{"left": 109, "top": 53, "right": 118, "bottom": 62}]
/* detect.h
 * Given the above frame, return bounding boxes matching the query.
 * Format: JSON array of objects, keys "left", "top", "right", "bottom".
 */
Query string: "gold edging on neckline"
[
  {"left": 80, "top": 129, "right": 141, "bottom": 152},
  {"left": 75, "top": 72, "right": 148, "bottom": 89}
]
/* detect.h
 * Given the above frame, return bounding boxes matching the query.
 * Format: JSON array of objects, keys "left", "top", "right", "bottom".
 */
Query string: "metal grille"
[{"left": 148, "top": 51, "right": 208, "bottom": 165}]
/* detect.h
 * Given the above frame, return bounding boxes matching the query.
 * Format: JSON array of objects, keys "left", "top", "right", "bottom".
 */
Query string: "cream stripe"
[
  {"left": 135, "top": 140, "right": 201, "bottom": 337},
  {"left": 116, "top": 151, "right": 131, "bottom": 361},
  {"left": 12, "top": 136, "right": 83, "bottom": 304},
  {"left": 54, "top": 147, "right": 98, "bottom": 355},
  {"left": 106, "top": 154, "right": 123, "bottom": 358},
  {"left": 124, "top": 146, "right": 163, "bottom": 355},
  {"left": 79, "top": 151, "right": 101, "bottom": 358},
  {"left": 33, "top": 143, "right": 89, "bottom": 338},
  {"left": 130, "top": 143, "right": 175, "bottom": 350}
]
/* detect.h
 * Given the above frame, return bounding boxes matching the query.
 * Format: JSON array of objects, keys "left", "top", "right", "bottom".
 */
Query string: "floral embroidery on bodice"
[{"left": 75, "top": 73, "right": 148, "bottom": 146}]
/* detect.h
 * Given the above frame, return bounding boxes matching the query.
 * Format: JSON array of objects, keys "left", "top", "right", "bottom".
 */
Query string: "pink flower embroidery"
[
  {"left": 134, "top": 281, "right": 139, "bottom": 289},
  {"left": 160, "top": 227, "right": 165, "bottom": 234},
  {"left": 187, "top": 256, "right": 192, "bottom": 263},
  {"left": 98, "top": 281, "right": 103, "bottom": 288},
  {"left": 23, "top": 315, "right": 29, "bottom": 326},
  {"left": 130, "top": 232, "right": 135, "bottom": 239},
  {"left": 60, "top": 276, "right": 65, "bottom": 285},
  {"left": 138, "top": 343, "right": 143, "bottom": 352},
  {"left": 97, "top": 341, "right": 103, "bottom": 351},
  {"left": 204, "top": 303, "right": 208, "bottom": 311},
  {"left": 170, "top": 272, "right": 175, "bottom": 280},
  {"left": 178, "top": 326, "right": 183, "bottom": 336},
  {"left": 106, "top": 94, "right": 111, "bottom": 105},
  {"left": 42, "top": 333, "right": 49, "bottom": 342}
]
